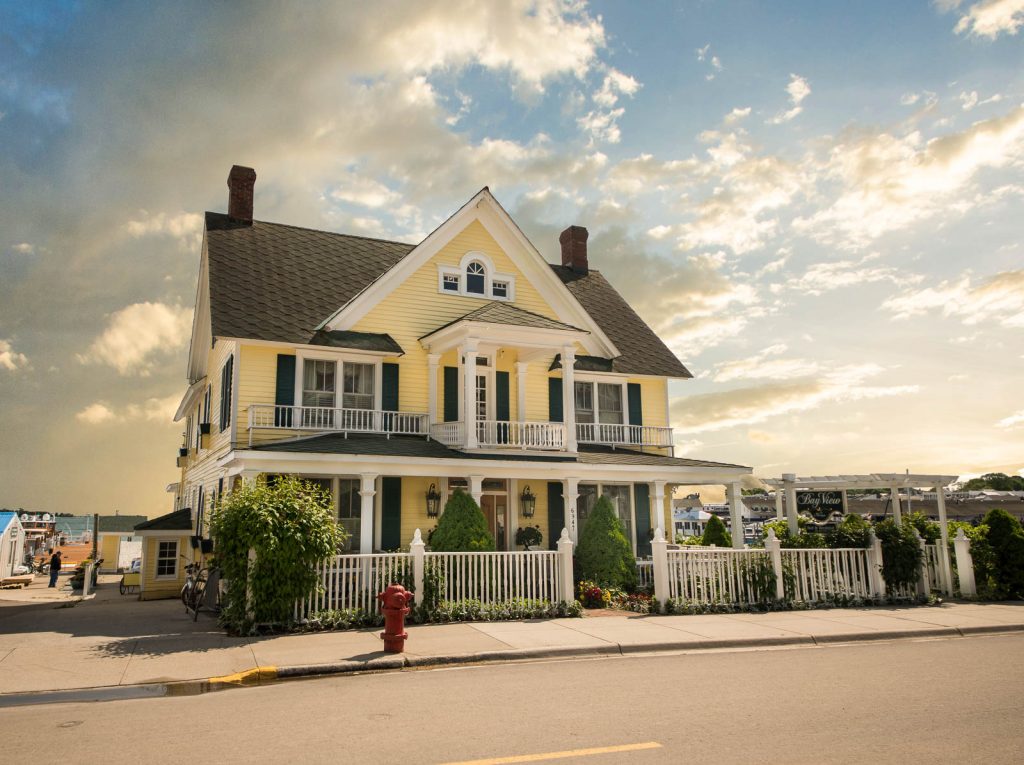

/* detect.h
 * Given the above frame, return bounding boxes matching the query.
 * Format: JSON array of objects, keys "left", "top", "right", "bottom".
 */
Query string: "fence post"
[
  {"left": 764, "top": 528, "right": 785, "bottom": 601},
  {"left": 953, "top": 528, "right": 976, "bottom": 597},
  {"left": 245, "top": 546, "right": 256, "bottom": 622},
  {"left": 411, "top": 528, "right": 425, "bottom": 607},
  {"left": 556, "top": 527, "right": 575, "bottom": 604},
  {"left": 914, "top": 529, "right": 929, "bottom": 597},
  {"left": 651, "top": 527, "right": 670, "bottom": 613},
  {"left": 866, "top": 529, "right": 886, "bottom": 598}
]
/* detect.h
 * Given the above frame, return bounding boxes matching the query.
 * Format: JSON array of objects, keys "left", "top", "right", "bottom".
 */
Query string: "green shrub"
[
  {"left": 947, "top": 521, "right": 997, "bottom": 598},
  {"left": 429, "top": 490, "right": 495, "bottom": 552},
  {"left": 982, "top": 508, "right": 1024, "bottom": 599},
  {"left": 675, "top": 534, "right": 703, "bottom": 546},
  {"left": 906, "top": 511, "right": 941, "bottom": 544},
  {"left": 827, "top": 514, "right": 872, "bottom": 549},
  {"left": 873, "top": 518, "right": 923, "bottom": 593},
  {"left": 211, "top": 475, "right": 343, "bottom": 632},
  {"left": 575, "top": 495, "right": 637, "bottom": 590},
  {"left": 762, "top": 518, "right": 827, "bottom": 549},
  {"left": 431, "top": 598, "right": 582, "bottom": 623},
  {"left": 514, "top": 525, "right": 543, "bottom": 550},
  {"left": 701, "top": 515, "right": 732, "bottom": 547}
]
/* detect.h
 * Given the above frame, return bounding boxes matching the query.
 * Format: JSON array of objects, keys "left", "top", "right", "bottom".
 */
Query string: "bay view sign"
[{"left": 796, "top": 491, "right": 844, "bottom": 521}]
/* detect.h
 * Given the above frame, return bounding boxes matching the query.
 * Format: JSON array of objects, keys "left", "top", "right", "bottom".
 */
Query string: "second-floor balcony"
[
  {"left": 430, "top": 420, "right": 674, "bottom": 451},
  {"left": 248, "top": 404, "right": 429, "bottom": 445}
]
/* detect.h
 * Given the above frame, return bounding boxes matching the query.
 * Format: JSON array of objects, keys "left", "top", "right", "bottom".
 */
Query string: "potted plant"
[{"left": 515, "top": 525, "right": 543, "bottom": 551}]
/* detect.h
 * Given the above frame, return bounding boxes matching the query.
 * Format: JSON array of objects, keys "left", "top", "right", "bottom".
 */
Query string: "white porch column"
[
  {"left": 774, "top": 490, "right": 784, "bottom": 521},
  {"left": 469, "top": 475, "right": 484, "bottom": 507},
  {"left": 840, "top": 489, "right": 849, "bottom": 515},
  {"left": 240, "top": 470, "right": 260, "bottom": 487},
  {"left": 935, "top": 484, "right": 953, "bottom": 594},
  {"left": 427, "top": 353, "right": 440, "bottom": 427},
  {"left": 562, "top": 477, "right": 580, "bottom": 543},
  {"left": 358, "top": 473, "right": 377, "bottom": 554},
  {"left": 561, "top": 345, "right": 577, "bottom": 452},
  {"left": 783, "top": 473, "right": 799, "bottom": 536},
  {"left": 726, "top": 482, "right": 745, "bottom": 549},
  {"left": 889, "top": 486, "right": 903, "bottom": 525},
  {"left": 463, "top": 345, "right": 478, "bottom": 449},
  {"left": 652, "top": 480, "right": 667, "bottom": 543},
  {"left": 515, "top": 361, "right": 528, "bottom": 423}
]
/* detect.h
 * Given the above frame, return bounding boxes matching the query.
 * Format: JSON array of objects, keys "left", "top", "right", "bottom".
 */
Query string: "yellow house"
[
  {"left": 133, "top": 509, "right": 193, "bottom": 600},
  {"left": 170, "top": 166, "right": 751, "bottom": 558},
  {"left": 96, "top": 515, "right": 146, "bottom": 573}
]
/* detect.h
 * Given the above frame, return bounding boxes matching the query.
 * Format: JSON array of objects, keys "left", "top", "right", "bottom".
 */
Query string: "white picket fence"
[
  {"left": 636, "top": 560, "right": 653, "bottom": 589},
  {"left": 665, "top": 547, "right": 774, "bottom": 606},
  {"left": 426, "top": 551, "right": 563, "bottom": 603},
  {"left": 295, "top": 552, "right": 411, "bottom": 621},
  {"left": 780, "top": 548, "right": 874, "bottom": 602}
]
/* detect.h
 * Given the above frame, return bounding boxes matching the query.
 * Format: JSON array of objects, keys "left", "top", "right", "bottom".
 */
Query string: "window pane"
[
  {"left": 597, "top": 383, "right": 623, "bottom": 424},
  {"left": 303, "top": 360, "right": 336, "bottom": 408},
  {"left": 574, "top": 382, "right": 594, "bottom": 423},
  {"left": 577, "top": 484, "right": 598, "bottom": 529},
  {"left": 443, "top": 274, "right": 459, "bottom": 292},
  {"left": 337, "top": 478, "right": 361, "bottom": 552},
  {"left": 466, "top": 261, "right": 485, "bottom": 294},
  {"left": 492, "top": 281, "right": 508, "bottom": 298},
  {"left": 343, "top": 363, "right": 374, "bottom": 410}
]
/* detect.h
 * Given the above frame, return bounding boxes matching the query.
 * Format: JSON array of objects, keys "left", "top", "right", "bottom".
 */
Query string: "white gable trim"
[
  {"left": 186, "top": 233, "right": 212, "bottom": 384},
  {"left": 321, "top": 189, "right": 620, "bottom": 358}
]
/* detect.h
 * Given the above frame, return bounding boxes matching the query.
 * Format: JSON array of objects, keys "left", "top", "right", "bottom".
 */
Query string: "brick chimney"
[
  {"left": 227, "top": 165, "right": 257, "bottom": 222},
  {"left": 559, "top": 225, "right": 589, "bottom": 275}
]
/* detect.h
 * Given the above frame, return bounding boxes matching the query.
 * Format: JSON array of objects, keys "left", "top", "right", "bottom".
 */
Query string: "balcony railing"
[
  {"left": 576, "top": 422, "right": 674, "bottom": 448},
  {"left": 248, "top": 404, "right": 429, "bottom": 445},
  {"left": 430, "top": 420, "right": 566, "bottom": 450}
]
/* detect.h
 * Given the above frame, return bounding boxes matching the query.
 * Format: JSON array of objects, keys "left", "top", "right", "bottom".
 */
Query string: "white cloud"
[
  {"left": 593, "top": 68, "right": 641, "bottom": 107},
  {"left": 78, "top": 302, "right": 193, "bottom": 376},
  {"left": 794, "top": 104, "right": 1024, "bottom": 248},
  {"left": 711, "top": 344, "right": 822, "bottom": 382},
  {"left": 696, "top": 44, "right": 723, "bottom": 80},
  {"left": 578, "top": 106, "right": 626, "bottom": 144},
  {"left": 724, "top": 107, "right": 751, "bottom": 125},
  {"left": 10, "top": 242, "right": 34, "bottom": 255},
  {"left": 0, "top": 339, "right": 29, "bottom": 371},
  {"left": 997, "top": 409, "right": 1024, "bottom": 428},
  {"left": 75, "top": 394, "right": 181, "bottom": 426},
  {"left": 673, "top": 363, "right": 919, "bottom": 434},
  {"left": 768, "top": 74, "right": 811, "bottom": 124},
  {"left": 950, "top": 0, "right": 1024, "bottom": 39},
  {"left": 883, "top": 269, "right": 1024, "bottom": 328},
  {"left": 124, "top": 211, "right": 204, "bottom": 251},
  {"left": 788, "top": 252, "right": 920, "bottom": 296},
  {"left": 329, "top": 176, "right": 401, "bottom": 208}
]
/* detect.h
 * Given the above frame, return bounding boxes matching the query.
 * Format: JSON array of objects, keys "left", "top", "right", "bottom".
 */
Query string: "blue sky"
[{"left": 1, "top": 1, "right": 1022, "bottom": 514}]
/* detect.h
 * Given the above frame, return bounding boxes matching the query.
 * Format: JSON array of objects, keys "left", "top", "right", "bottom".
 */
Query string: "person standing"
[{"left": 48, "top": 550, "right": 62, "bottom": 588}]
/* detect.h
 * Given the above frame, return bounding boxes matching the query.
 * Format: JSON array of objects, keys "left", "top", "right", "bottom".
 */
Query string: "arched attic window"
[{"left": 466, "top": 261, "right": 486, "bottom": 295}]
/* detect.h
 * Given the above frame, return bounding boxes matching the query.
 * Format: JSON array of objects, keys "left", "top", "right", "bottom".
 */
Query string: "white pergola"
[{"left": 762, "top": 472, "right": 959, "bottom": 592}]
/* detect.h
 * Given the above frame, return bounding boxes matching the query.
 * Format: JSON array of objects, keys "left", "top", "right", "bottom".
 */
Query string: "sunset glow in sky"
[{"left": 1, "top": 1, "right": 1022, "bottom": 516}]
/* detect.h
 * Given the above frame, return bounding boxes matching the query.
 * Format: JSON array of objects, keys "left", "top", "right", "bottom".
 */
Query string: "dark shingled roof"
[
  {"left": 309, "top": 329, "right": 403, "bottom": 355},
  {"left": 549, "top": 354, "right": 614, "bottom": 373},
  {"left": 204, "top": 212, "right": 691, "bottom": 377},
  {"left": 97, "top": 515, "right": 148, "bottom": 533},
  {"left": 251, "top": 433, "right": 747, "bottom": 470},
  {"left": 423, "top": 301, "right": 586, "bottom": 339},
  {"left": 206, "top": 212, "right": 413, "bottom": 343},
  {"left": 134, "top": 509, "right": 193, "bottom": 532},
  {"left": 551, "top": 266, "right": 692, "bottom": 378}
]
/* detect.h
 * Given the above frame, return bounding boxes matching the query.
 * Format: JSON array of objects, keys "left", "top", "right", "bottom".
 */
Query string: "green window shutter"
[
  {"left": 634, "top": 483, "right": 652, "bottom": 558},
  {"left": 548, "top": 378, "right": 563, "bottom": 423},
  {"left": 382, "top": 363, "right": 399, "bottom": 411},
  {"left": 274, "top": 354, "right": 296, "bottom": 427},
  {"left": 381, "top": 477, "right": 402, "bottom": 551},
  {"left": 495, "top": 371, "right": 510, "bottom": 421},
  {"left": 443, "top": 366, "right": 459, "bottom": 422},
  {"left": 219, "top": 356, "right": 234, "bottom": 432},
  {"left": 547, "top": 482, "right": 564, "bottom": 551},
  {"left": 627, "top": 383, "right": 643, "bottom": 425}
]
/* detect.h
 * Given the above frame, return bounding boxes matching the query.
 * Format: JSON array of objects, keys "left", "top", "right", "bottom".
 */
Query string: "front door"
[{"left": 480, "top": 495, "right": 507, "bottom": 551}]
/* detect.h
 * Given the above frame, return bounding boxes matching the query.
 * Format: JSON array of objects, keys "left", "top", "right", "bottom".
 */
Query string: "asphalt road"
[{"left": 3, "top": 634, "right": 1022, "bottom": 764}]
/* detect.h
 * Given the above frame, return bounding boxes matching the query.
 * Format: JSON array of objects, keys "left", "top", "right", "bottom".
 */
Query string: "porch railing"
[
  {"left": 430, "top": 420, "right": 566, "bottom": 450},
  {"left": 248, "top": 404, "right": 428, "bottom": 444},
  {"left": 576, "top": 422, "right": 674, "bottom": 448}
]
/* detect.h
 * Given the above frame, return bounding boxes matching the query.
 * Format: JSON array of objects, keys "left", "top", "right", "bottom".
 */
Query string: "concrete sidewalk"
[{"left": 2, "top": 576, "right": 1023, "bottom": 696}]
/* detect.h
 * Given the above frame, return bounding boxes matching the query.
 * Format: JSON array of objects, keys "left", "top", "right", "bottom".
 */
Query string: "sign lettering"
[{"left": 796, "top": 491, "right": 844, "bottom": 521}]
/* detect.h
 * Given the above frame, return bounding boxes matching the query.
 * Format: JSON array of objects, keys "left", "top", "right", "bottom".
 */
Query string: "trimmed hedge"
[
  {"left": 576, "top": 495, "right": 637, "bottom": 590},
  {"left": 429, "top": 490, "right": 495, "bottom": 552}
]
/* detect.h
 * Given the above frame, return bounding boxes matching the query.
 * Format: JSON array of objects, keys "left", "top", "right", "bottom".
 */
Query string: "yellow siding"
[
  {"left": 98, "top": 535, "right": 120, "bottom": 572},
  {"left": 140, "top": 535, "right": 190, "bottom": 600},
  {"left": 352, "top": 220, "right": 563, "bottom": 417},
  {"left": 399, "top": 476, "right": 439, "bottom": 548},
  {"left": 238, "top": 344, "right": 297, "bottom": 445},
  {"left": 526, "top": 363, "right": 554, "bottom": 422},
  {"left": 630, "top": 377, "right": 668, "bottom": 429}
]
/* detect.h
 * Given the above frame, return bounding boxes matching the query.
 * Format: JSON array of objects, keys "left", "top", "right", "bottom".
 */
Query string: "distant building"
[{"left": 0, "top": 512, "right": 27, "bottom": 578}]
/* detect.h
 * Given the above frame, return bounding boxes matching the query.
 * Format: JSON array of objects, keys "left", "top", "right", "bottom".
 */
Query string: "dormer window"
[
  {"left": 466, "top": 261, "right": 486, "bottom": 295},
  {"left": 437, "top": 252, "right": 515, "bottom": 301}
]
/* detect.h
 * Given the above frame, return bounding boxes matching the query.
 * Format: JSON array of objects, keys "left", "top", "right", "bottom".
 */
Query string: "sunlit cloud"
[
  {"left": 996, "top": 409, "right": 1024, "bottom": 429},
  {"left": 941, "top": 0, "right": 1024, "bottom": 39},
  {"left": 78, "top": 302, "right": 193, "bottom": 376},
  {"left": 0, "top": 339, "right": 29, "bottom": 371},
  {"left": 768, "top": 74, "right": 811, "bottom": 124},
  {"left": 883, "top": 269, "right": 1024, "bottom": 328},
  {"left": 75, "top": 394, "right": 181, "bottom": 426}
]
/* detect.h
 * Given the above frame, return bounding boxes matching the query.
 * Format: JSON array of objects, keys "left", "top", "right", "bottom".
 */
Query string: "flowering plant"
[{"left": 576, "top": 580, "right": 612, "bottom": 608}]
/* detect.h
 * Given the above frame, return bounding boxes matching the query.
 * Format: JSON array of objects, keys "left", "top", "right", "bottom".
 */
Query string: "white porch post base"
[
  {"left": 556, "top": 528, "right": 574, "bottom": 603},
  {"left": 563, "top": 477, "right": 580, "bottom": 543},
  {"left": 651, "top": 528, "right": 670, "bottom": 612},
  {"left": 469, "top": 475, "right": 484, "bottom": 508}
]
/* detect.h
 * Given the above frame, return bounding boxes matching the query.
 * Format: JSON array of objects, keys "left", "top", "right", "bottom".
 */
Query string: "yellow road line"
[
  {"left": 208, "top": 666, "right": 277, "bottom": 685},
  {"left": 441, "top": 742, "right": 662, "bottom": 764}
]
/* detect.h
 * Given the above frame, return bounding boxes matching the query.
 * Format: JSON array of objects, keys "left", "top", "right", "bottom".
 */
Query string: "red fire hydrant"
[{"left": 378, "top": 583, "right": 413, "bottom": 653}]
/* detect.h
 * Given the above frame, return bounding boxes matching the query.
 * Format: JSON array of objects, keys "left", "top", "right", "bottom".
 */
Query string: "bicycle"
[{"left": 180, "top": 561, "right": 208, "bottom": 621}]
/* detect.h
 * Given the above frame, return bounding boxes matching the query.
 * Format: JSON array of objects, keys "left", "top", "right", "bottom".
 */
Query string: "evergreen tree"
[
  {"left": 576, "top": 496, "right": 637, "bottom": 590},
  {"left": 701, "top": 514, "right": 732, "bottom": 547},
  {"left": 429, "top": 490, "right": 495, "bottom": 552},
  {"left": 982, "top": 508, "right": 1024, "bottom": 598}
]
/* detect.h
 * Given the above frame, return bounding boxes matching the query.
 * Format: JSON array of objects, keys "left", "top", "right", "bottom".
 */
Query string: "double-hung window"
[
  {"left": 303, "top": 359, "right": 336, "bottom": 427},
  {"left": 302, "top": 359, "right": 376, "bottom": 429},
  {"left": 574, "top": 382, "right": 594, "bottom": 424},
  {"left": 575, "top": 381, "right": 624, "bottom": 435},
  {"left": 156, "top": 540, "right": 178, "bottom": 578},
  {"left": 597, "top": 383, "right": 623, "bottom": 425},
  {"left": 337, "top": 478, "right": 361, "bottom": 552}
]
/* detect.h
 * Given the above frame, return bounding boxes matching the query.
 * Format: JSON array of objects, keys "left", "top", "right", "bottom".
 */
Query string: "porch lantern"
[
  {"left": 520, "top": 485, "right": 536, "bottom": 518},
  {"left": 425, "top": 483, "right": 442, "bottom": 518}
]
